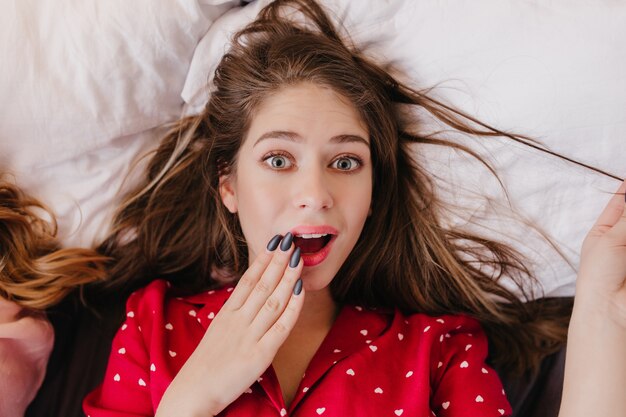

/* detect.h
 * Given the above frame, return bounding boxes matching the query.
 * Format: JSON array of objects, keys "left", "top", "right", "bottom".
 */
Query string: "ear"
[{"left": 218, "top": 174, "right": 238, "bottom": 214}]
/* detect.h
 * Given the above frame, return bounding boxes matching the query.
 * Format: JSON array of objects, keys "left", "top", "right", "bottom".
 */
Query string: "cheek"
[
  {"left": 342, "top": 179, "right": 373, "bottom": 226},
  {"left": 237, "top": 172, "right": 284, "bottom": 215},
  {"left": 358, "top": 193, "right": 373, "bottom": 223},
  {"left": 234, "top": 175, "right": 285, "bottom": 250}
]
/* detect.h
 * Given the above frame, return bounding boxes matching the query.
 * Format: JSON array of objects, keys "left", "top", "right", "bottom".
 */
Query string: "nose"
[{"left": 292, "top": 166, "right": 333, "bottom": 211}]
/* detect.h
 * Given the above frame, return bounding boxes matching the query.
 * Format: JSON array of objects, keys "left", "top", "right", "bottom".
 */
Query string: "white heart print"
[{"left": 316, "top": 407, "right": 326, "bottom": 415}]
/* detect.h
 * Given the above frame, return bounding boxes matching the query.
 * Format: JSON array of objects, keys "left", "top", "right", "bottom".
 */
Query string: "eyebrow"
[{"left": 253, "top": 130, "right": 369, "bottom": 148}]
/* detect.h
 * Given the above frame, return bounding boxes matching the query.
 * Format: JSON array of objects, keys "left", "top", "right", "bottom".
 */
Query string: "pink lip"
[{"left": 289, "top": 225, "right": 338, "bottom": 267}]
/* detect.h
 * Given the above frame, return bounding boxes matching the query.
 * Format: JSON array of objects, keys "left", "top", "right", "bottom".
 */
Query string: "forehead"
[{"left": 244, "top": 83, "right": 369, "bottom": 145}]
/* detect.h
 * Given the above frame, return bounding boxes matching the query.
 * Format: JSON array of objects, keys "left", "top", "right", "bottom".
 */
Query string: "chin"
[{"left": 300, "top": 266, "right": 337, "bottom": 292}]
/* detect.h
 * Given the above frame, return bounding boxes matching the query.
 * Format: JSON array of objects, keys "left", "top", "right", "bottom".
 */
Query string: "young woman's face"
[{"left": 220, "top": 83, "right": 372, "bottom": 292}]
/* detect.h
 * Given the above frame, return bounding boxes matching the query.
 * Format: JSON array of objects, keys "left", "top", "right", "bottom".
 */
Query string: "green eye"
[
  {"left": 332, "top": 157, "right": 360, "bottom": 171},
  {"left": 264, "top": 154, "right": 292, "bottom": 169},
  {"left": 271, "top": 156, "right": 286, "bottom": 168}
]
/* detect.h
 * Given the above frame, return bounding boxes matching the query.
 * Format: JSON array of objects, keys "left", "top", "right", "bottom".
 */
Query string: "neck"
[
  {"left": 272, "top": 286, "right": 340, "bottom": 408},
  {"left": 293, "top": 286, "right": 339, "bottom": 335}
]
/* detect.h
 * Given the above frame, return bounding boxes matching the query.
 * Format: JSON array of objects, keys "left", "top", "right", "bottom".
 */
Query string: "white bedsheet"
[{"left": 2, "top": 0, "right": 624, "bottom": 298}]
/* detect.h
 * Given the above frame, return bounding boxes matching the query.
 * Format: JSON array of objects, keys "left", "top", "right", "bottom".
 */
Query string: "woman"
[{"left": 84, "top": 1, "right": 626, "bottom": 416}]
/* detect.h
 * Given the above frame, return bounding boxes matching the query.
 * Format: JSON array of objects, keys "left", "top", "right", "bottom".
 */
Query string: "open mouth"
[{"left": 293, "top": 233, "right": 333, "bottom": 254}]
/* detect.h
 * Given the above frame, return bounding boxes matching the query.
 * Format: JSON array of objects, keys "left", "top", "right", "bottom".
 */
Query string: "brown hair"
[
  {"left": 97, "top": 0, "right": 619, "bottom": 374},
  {"left": 0, "top": 176, "right": 108, "bottom": 310}
]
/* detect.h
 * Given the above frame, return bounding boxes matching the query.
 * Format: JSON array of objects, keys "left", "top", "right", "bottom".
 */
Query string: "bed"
[{"left": 1, "top": 0, "right": 624, "bottom": 416}]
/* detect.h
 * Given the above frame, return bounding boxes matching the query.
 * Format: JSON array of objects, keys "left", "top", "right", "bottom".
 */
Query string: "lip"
[
  {"left": 289, "top": 225, "right": 338, "bottom": 267},
  {"left": 290, "top": 225, "right": 339, "bottom": 236}
]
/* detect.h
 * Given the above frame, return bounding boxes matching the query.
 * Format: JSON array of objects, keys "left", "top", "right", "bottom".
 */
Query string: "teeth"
[{"left": 296, "top": 233, "right": 328, "bottom": 239}]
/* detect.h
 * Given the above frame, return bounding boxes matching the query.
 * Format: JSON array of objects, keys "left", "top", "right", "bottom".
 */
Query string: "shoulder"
[
  {"left": 399, "top": 312, "right": 489, "bottom": 363},
  {"left": 125, "top": 279, "right": 235, "bottom": 321},
  {"left": 345, "top": 306, "right": 485, "bottom": 345},
  {"left": 0, "top": 296, "right": 53, "bottom": 354},
  {"left": 0, "top": 298, "right": 53, "bottom": 417},
  {"left": 402, "top": 311, "right": 484, "bottom": 338}
]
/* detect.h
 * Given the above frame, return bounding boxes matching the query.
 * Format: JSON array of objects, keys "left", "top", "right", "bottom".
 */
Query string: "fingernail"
[
  {"left": 280, "top": 232, "right": 293, "bottom": 251},
  {"left": 289, "top": 247, "right": 301, "bottom": 268},
  {"left": 266, "top": 234, "right": 282, "bottom": 251},
  {"left": 293, "top": 278, "right": 303, "bottom": 295}
]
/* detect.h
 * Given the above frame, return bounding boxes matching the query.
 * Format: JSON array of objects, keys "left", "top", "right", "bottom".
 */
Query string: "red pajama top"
[{"left": 83, "top": 280, "right": 512, "bottom": 417}]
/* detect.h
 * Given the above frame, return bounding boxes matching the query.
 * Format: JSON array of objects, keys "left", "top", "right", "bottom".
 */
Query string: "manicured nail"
[
  {"left": 293, "top": 278, "right": 303, "bottom": 295},
  {"left": 266, "top": 234, "right": 282, "bottom": 251},
  {"left": 280, "top": 232, "right": 294, "bottom": 251},
  {"left": 289, "top": 247, "right": 301, "bottom": 268}
]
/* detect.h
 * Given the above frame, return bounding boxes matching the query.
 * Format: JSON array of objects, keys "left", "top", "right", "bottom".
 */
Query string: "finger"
[
  {"left": 604, "top": 182, "right": 626, "bottom": 242},
  {"left": 225, "top": 234, "right": 282, "bottom": 311},
  {"left": 249, "top": 248, "right": 303, "bottom": 339},
  {"left": 590, "top": 179, "right": 626, "bottom": 232},
  {"left": 239, "top": 233, "right": 296, "bottom": 318},
  {"left": 258, "top": 283, "right": 305, "bottom": 352}
]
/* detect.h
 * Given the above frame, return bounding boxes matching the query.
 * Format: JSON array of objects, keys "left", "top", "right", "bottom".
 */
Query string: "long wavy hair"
[
  {"left": 97, "top": 0, "right": 620, "bottom": 374},
  {"left": 0, "top": 177, "right": 107, "bottom": 310}
]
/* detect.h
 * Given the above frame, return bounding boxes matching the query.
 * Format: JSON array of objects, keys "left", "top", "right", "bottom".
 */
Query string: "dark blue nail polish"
[
  {"left": 293, "top": 278, "right": 303, "bottom": 295},
  {"left": 280, "top": 232, "right": 293, "bottom": 251},
  {"left": 266, "top": 234, "right": 282, "bottom": 251},
  {"left": 289, "top": 247, "right": 301, "bottom": 268}
]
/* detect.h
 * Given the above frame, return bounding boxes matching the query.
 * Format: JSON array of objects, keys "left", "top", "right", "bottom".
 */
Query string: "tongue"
[{"left": 294, "top": 237, "right": 327, "bottom": 254}]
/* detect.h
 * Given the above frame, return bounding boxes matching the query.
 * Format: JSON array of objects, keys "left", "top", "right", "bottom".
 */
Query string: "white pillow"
[
  {"left": 0, "top": 0, "right": 238, "bottom": 246},
  {"left": 182, "top": 0, "right": 626, "bottom": 297},
  {"left": 1, "top": 1, "right": 214, "bottom": 168}
]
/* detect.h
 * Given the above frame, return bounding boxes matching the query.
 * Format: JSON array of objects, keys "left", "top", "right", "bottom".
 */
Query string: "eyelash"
[{"left": 262, "top": 151, "right": 364, "bottom": 173}]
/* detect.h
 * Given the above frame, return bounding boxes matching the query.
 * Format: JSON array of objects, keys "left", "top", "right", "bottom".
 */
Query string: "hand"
[
  {"left": 558, "top": 181, "right": 626, "bottom": 417},
  {"left": 575, "top": 179, "right": 626, "bottom": 327},
  {"left": 155, "top": 233, "right": 305, "bottom": 417}
]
